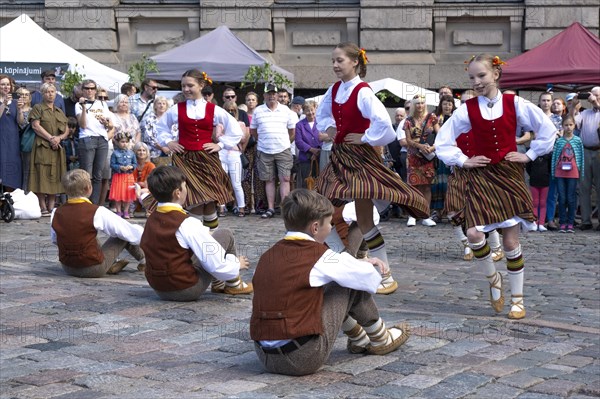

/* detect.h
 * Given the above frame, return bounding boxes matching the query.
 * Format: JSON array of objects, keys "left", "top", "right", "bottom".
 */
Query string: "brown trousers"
[
  {"left": 153, "top": 228, "right": 237, "bottom": 302},
  {"left": 254, "top": 284, "right": 380, "bottom": 376},
  {"left": 61, "top": 237, "right": 144, "bottom": 278}
]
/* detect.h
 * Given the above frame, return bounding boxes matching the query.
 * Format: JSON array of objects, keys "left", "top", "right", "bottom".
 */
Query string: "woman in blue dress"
[{"left": 0, "top": 74, "right": 22, "bottom": 190}]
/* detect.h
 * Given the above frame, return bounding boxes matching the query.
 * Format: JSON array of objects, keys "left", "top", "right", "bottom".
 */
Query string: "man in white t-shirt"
[
  {"left": 250, "top": 84, "right": 298, "bottom": 218},
  {"left": 75, "top": 79, "right": 115, "bottom": 204}
]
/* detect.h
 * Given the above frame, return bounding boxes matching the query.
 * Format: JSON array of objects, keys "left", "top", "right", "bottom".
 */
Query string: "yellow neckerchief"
[
  {"left": 156, "top": 203, "right": 187, "bottom": 215},
  {"left": 283, "top": 231, "right": 314, "bottom": 241},
  {"left": 67, "top": 197, "right": 92, "bottom": 204}
]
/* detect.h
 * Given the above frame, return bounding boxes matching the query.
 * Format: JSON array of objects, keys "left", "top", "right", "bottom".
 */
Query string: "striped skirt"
[
  {"left": 172, "top": 150, "right": 234, "bottom": 208},
  {"left": 143, "top": 150, "right": 233, "bottom": 212},
  {"left": 444, "top": 167, "right": 467, "bottom": 227},
  {"left": 464, "top": 161, "right": 535, "bottom": 228},
  {"left": 316, "top": 143, "right": 429, "bottom": 219}
]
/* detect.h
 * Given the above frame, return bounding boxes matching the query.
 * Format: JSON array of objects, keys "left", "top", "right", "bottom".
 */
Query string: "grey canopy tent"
[{"left": 147, "top": 25, "right": 293, "bottom": 84}]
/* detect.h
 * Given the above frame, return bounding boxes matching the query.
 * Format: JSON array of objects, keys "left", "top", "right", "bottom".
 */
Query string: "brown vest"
[
  {"left": 52, "top": 202, "right": 103, "bottom": 268},
  {"left": 140, "top": 210, "right": 199, "bottom": 292},
  {"left": 250, "top": 239, "right": 328, "bottom": 341}
]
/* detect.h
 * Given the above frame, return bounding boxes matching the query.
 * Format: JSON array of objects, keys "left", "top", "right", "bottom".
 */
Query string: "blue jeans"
[
  {"left": 545, "top": 177, "right": 558, "bottom": 222},
  {"left": 556, "top": 177, "right": 578, "bottom": 225},
  {"left": 78, "top": 136, "right": 108, "bottom": 204}
]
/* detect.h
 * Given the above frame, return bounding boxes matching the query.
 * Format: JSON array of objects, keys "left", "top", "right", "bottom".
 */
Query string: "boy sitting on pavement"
[
  {"left": 51, "top": 169, "right": 145, "bottom": 277},
  {"left": 140, "top": 166, "right": 252, "bottom": 301},
  {"left": 250, "top": 189, "right": 409, "bottom": 376}
]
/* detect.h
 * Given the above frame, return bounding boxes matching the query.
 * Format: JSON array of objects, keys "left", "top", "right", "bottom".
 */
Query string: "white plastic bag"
[{"left": 10, "top": 189, "right": 42, "bottom": 219}]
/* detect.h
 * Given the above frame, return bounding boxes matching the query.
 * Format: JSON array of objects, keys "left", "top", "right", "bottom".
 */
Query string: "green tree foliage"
[{"left": 128, "top": 54, "right": 159, "bottom": 88}]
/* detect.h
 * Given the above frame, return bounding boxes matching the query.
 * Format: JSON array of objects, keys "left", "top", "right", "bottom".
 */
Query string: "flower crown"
[
  {"left": 115, "top": 132, "right": 131, "bottom": 141},
  {"left": 358, "top": 48, "right": 369, "bottom": 65},
  {"left": 464, "top": 55, "right": 507, "bottom": 70},
  {"left": 201, "top": 71, "right": 213, "bottom": 85}
]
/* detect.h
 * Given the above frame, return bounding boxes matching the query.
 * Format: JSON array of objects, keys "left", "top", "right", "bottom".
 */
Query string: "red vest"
[
  {"left": 250, "top": 239, "right": 328, "bottom": 340},
  {"left": 177, "top": 101, "right": 215, "bottom": 151},
  {"left": 331, "top": 81, "right": 371, "bottom": 144},
  {"left": 52, "top": 202, "right": 103, "bottom": 267},
  {"left": 456, "top": 130, "right": 474, "bottom": 158},
  {"left": 140, "top": 210, "right": 199, "bottom": 292},
  {"left": 466, "top": 94, "right": 517, "bottom": 164}
]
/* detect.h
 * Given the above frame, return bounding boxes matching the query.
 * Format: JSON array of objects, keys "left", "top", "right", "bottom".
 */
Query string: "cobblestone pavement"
[{"left": 1, "top": 213, "right": 599, "bottom": 399}]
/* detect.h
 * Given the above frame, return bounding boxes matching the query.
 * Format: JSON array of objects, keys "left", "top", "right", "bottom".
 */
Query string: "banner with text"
[{"left": 0, "top": 62, "right": 69, "bottom": 83}]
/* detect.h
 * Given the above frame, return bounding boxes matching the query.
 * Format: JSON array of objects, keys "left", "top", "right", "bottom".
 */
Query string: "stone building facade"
[{"left": 1, "top": 0, "right": 598, "bottom": 92}]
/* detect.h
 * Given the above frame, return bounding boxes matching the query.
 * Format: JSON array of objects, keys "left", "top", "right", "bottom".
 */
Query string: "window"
[{"left": 275, "top": 0, "right": 359, "bottom": 5}]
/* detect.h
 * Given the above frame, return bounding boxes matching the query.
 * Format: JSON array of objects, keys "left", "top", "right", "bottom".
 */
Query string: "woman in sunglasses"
[{"left": 75, "top": 79, "right": 115, "bottom": 204}]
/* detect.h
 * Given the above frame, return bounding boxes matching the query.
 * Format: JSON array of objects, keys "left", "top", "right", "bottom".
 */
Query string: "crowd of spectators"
[{"left": 1, "top": 69, "right": 597, "bottom": 232}]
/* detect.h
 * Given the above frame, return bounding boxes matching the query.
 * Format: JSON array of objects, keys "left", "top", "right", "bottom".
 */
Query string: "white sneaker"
[
  {"left": 537, "top": 224, "right": 547, "bottom": 232},
  {"left": 407, "top": 217, "right": 416, "bottom": 227},
  {"left": 530, "top": 222, "right": 538, "bottom": 232},
  {"left": 421, "top": 218, "right": 436, "bottom": 227}
]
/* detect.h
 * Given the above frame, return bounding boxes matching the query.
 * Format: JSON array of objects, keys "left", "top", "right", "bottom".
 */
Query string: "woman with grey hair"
[
  {"left": 113, "top": 94, "right": 141, "bottom": 144},
  {"left": 141, "top": 95, "right": 171, "bottom": 166},
  {"left": 28, "top": 83, "right": 68, "bottom": 215}
]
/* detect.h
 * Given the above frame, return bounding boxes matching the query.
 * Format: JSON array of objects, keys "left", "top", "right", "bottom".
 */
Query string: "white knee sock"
[
  {"left": 453, "top": 226, "right": 467, "bottom": 243},
  {"left": 469, "top": 239, "right": 500, "bottom": 301},
  {"left": 505, "top": 245, "right": 525, "bottom": 312},
  {"left": 363, "top": 227, "right": 390, "bottom": 273},
  {"left": 488, "top": 230, "right": 501, "bottom": 250}
]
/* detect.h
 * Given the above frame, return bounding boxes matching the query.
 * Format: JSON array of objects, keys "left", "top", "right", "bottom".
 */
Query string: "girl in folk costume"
[
  {"left": 444, "top": 90, "right": 505, "bottom": 262},
  {"left": 154, "top": 69, "right": 243, "bottom": 230},
  {"left": 316, "top": 42, "right": 429, "bottom": 295},
  {"left": 435, "top": 54, "right": 556, "bottom": 319}
]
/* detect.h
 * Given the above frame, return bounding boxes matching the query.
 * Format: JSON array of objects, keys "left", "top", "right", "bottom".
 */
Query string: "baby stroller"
[{"left": 0, "top": 180, "right": 15, "bottom": 223}]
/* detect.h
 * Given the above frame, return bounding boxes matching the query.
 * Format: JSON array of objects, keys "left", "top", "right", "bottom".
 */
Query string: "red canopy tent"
[{"left": 501, "top": 22, "right": 600, "bottom": 90}]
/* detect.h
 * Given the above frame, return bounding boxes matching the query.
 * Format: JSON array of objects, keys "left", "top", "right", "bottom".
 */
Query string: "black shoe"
[
  {"left": 580, "top": 223, "right": 593, "bottom": 231},
  {"left": 546, "top": 221, "right": 559, "bottom": 231},
  {"left": 596, "top": 224, "right": 600, "bottom": 231}
]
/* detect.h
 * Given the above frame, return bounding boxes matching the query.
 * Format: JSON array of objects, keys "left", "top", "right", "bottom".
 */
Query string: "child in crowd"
[
  {"left": 526, "top": 152, "right": 552, "bottom": 232},
  {"left": 435, "top": 54, "right": 556, "bottom": 320},
  {"left": 140, "top": 166, "right": 251, "bottom": 301},
  {"left": 51, "top": 169, "right": 145, "bottom": 277},
  {"left": 63, "top": 117, "right": 79, "bottom": 171},
  {"left": 109, "top": 132, "right": 137, "bottom": 219},
  {"left": 551, "top": 116, "right": 584, "bottom": 233},
  {"left": 250, "top": 189, "right": 409, "bottom": 376}
]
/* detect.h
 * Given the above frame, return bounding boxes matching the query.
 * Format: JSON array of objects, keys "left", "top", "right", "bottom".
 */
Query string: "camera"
[
  {"left": 577, "top": 92, "right": 591, "bottom": 100},
  {"left": 11, "top": 92, "right": 21, "bottom": 99}
]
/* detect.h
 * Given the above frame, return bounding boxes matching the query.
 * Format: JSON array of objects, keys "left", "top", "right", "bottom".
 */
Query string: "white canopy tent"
[
  {"left": 0, "top": 14, "right": 128, "bottom": 95},
  {"left": 307, "top": 78, "right": 444, "bottom": 107}
]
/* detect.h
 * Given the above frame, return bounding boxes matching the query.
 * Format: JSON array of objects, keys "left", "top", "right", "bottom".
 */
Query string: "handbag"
[
  {"left": 416, "top": 114, "right": 436, "bottom": 161},
  {"left": 304, "top": 158, "right": 319, "bottom": 190},
  {"left": 20, "top": 123, "right": 36, "bottom": 153},
  {"left": 238, "top": 145, "right": 250, "bottom": 169}
]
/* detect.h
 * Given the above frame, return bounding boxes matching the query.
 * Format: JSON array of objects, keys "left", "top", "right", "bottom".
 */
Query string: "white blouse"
[
  {"left": 316, "top": 76, "right": 396, "bottom": 147},
  {"left": 435, "top": 93, "right": 557, "bottom": 167},
  {"left": 156, "top": 99, "right": 243, "bottom": 150}
]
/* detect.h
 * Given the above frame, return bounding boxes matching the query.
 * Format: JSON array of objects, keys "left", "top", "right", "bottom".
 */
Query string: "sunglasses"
[
  {"left": 147, "top": 86, "right": 158, "bottom": 90},
  {"left": 83, "top": 86, "right": 96, "bottom": 90},
  {"left": 98, "top": 96, "right": 109, "bottom": 100},
  {"left": 224, "top": 95, "right": 236, "bottom": 99}
]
